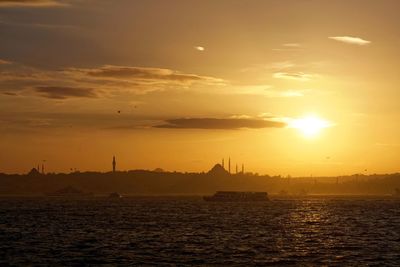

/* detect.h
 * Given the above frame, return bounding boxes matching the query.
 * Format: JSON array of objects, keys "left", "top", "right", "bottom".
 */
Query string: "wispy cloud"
[
  {"left": 155, "top": 117, "right": 286, "bottom": 130},
  {"left": 283, "top": 43, "right": 300, "bottom": 48},
  {"left": 64, "top": 65, "right": 225, "bottom": 93},
  {"left": 240, "top": 61, "right": 296, "bottom": 73},
  {"left": 33, "top": 86, "right": 98, "bottom": 99},
  {"left": 0, "top": 63, "right": 226, "bottom": 97},
  {"left": 273, "top": 72, "right": 313, "bottom": 81},
  {"left": 270, "top": 61, "right": 296, "bottom": 70},
  {"left": 0, "top": 0, "right": 66, "bottom": 7},
  {"left": 228, "top": 85, "right": 308, "bottom": 97},
  {"left": 2, "top": 91, "right": 18, "bottom": 96},
  {"left": 70, "top": 65, "right": 222, "bottom": 84},
  {"left": 0, "top": 59, "right": 11, "bottom": 64},
  {"left": 272, "top": 43, "right": 302, "bottom": 52},
  {"left": 329, "top": 36, "right": 371, "bottom": 46}
]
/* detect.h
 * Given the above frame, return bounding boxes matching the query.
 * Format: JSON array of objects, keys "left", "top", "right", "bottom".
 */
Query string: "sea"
[{"left": 1, "top": 196, "right": 399, "bottom": 266}]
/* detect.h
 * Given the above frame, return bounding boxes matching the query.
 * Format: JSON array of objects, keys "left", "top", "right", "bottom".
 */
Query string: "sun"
[{"left": 290, "top": 115, "right": 331, "bottom": 138}]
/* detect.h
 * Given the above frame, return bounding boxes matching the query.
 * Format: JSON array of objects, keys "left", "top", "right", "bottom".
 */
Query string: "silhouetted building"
[
  {"left": 112, "top": 156, "right": 116, "bottom": 172},
  {"left": 208, "top": 163, "right": 229, "bottom": 176},
  {"left": 228, "top": 157, "right": 231, "bottom": 174},
  {"left": 28, "top": 168, "right": 41, "bottom": 176}
]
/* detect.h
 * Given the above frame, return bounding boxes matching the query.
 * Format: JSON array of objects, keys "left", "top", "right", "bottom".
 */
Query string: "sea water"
[{"left": 0, "top": 196, "right": 399, "bottom": 266}]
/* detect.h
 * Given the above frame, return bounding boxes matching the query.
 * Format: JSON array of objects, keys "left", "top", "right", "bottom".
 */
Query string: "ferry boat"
[{"left": 203, "top": 191, "right": 269, "bottom": 202}]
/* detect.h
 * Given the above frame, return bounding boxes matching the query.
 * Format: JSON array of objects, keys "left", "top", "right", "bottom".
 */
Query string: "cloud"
[
  {"left": 155, "top": 117, "right": 286, "bottom": 130},
  {"left": 0, "top": 59, "right": 11, "bottom": 64},
  {"left": 273, "top": 72, "right": 313, "bottom": 81},
  {"left": 328, "top": 36, "right": 371, "bottom": 46},
  {"left": 227, "top": 85, "right": 308, "bottom": 97},
  {"left": 272, "top": 43, "right": 302, "bottom": 52},
  {"left": 283, "top": 43, "right": 300, "bottom": 48},
  {"left": 2, "top": 91, "right": 18, "bottom": 96},
  {"left": 0, "top": 0, "right": 66, "bottom": 7},
  {"left": 278, "top": 90, "right": 306, "bottom": 97},
  {"left": 1, "top": 63, "right": 225, "bottom": 97},
  {"left": 240, "top": 61, "right": 316, "bottom": 74},
  {"left": 68, "top": 65, "right": 223, "bottom": 85},
  {"left": 34, "top": 86, "right": 98, "bottom": 99},
  {"left": 62, "top": 65, "right": 225, "bottom": 94},
  {"left": 270, "top": 61, "right": 296, "bottom": 70}
]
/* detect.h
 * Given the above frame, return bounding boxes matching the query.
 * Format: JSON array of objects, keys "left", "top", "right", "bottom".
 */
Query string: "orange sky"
[{"left": 1, "top": 0, "right": 400, "bottom": 175}]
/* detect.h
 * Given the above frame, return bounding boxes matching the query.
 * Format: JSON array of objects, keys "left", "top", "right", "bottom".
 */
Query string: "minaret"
[
  {"left": 112, "top": 156, "right": 116, "bottom": 173},
  {"left": 222, "top": 158, "right": 224, "bottom": 169},
  {"left": 235, "top": 163, "right": 238, "bottom": 174},
  {"left": 228, "top": 157, "right": 231, "bottom": 174}
]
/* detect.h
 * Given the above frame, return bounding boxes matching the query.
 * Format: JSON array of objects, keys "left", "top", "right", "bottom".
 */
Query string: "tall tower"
[
  {"left": 112, "top": 156, "right": 116, "bottom": 173},
  {"left": 228, "top": 157, "right": 231, "bottom": 174},
  {"left": 235, "top": 163, "right": 238, "bottom": 174}
]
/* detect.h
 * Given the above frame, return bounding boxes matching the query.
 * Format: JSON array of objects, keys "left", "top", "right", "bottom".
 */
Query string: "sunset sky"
[{"left": 1, "top": 0, "right": 400, "bottom": 176}]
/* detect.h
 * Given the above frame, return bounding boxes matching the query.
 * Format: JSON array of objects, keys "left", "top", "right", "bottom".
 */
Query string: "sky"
[{"left": 1, "top": 0, "right": 400, "bottom": 175}]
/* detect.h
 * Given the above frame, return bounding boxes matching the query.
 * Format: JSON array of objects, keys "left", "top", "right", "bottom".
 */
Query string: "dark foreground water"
[{"left": 0, "top": 196, "right": 399, "bottom": 266}]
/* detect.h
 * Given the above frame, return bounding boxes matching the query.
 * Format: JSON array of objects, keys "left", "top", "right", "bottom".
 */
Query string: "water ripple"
[{"left": 0, "top": 197, "right": 399, "bottom": 265}]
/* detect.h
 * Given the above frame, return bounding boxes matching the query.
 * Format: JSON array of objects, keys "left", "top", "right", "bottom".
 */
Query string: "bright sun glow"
[{"left": 290, "top": 116, "right": 331, "bottom": 138}]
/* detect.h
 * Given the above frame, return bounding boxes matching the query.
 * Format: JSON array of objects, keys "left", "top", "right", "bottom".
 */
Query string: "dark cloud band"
[
  {"left": 34, "top": 86, "right": 97, "bottom": 99},
  {"left": 68, "top": 65, "right": 224, "bottom": 85},
  {"left": 155, "top": 118, "right": 286, "bottom": 130},
  {"left": 0, "top": 0, "right": 64, "bottom": 7}
]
